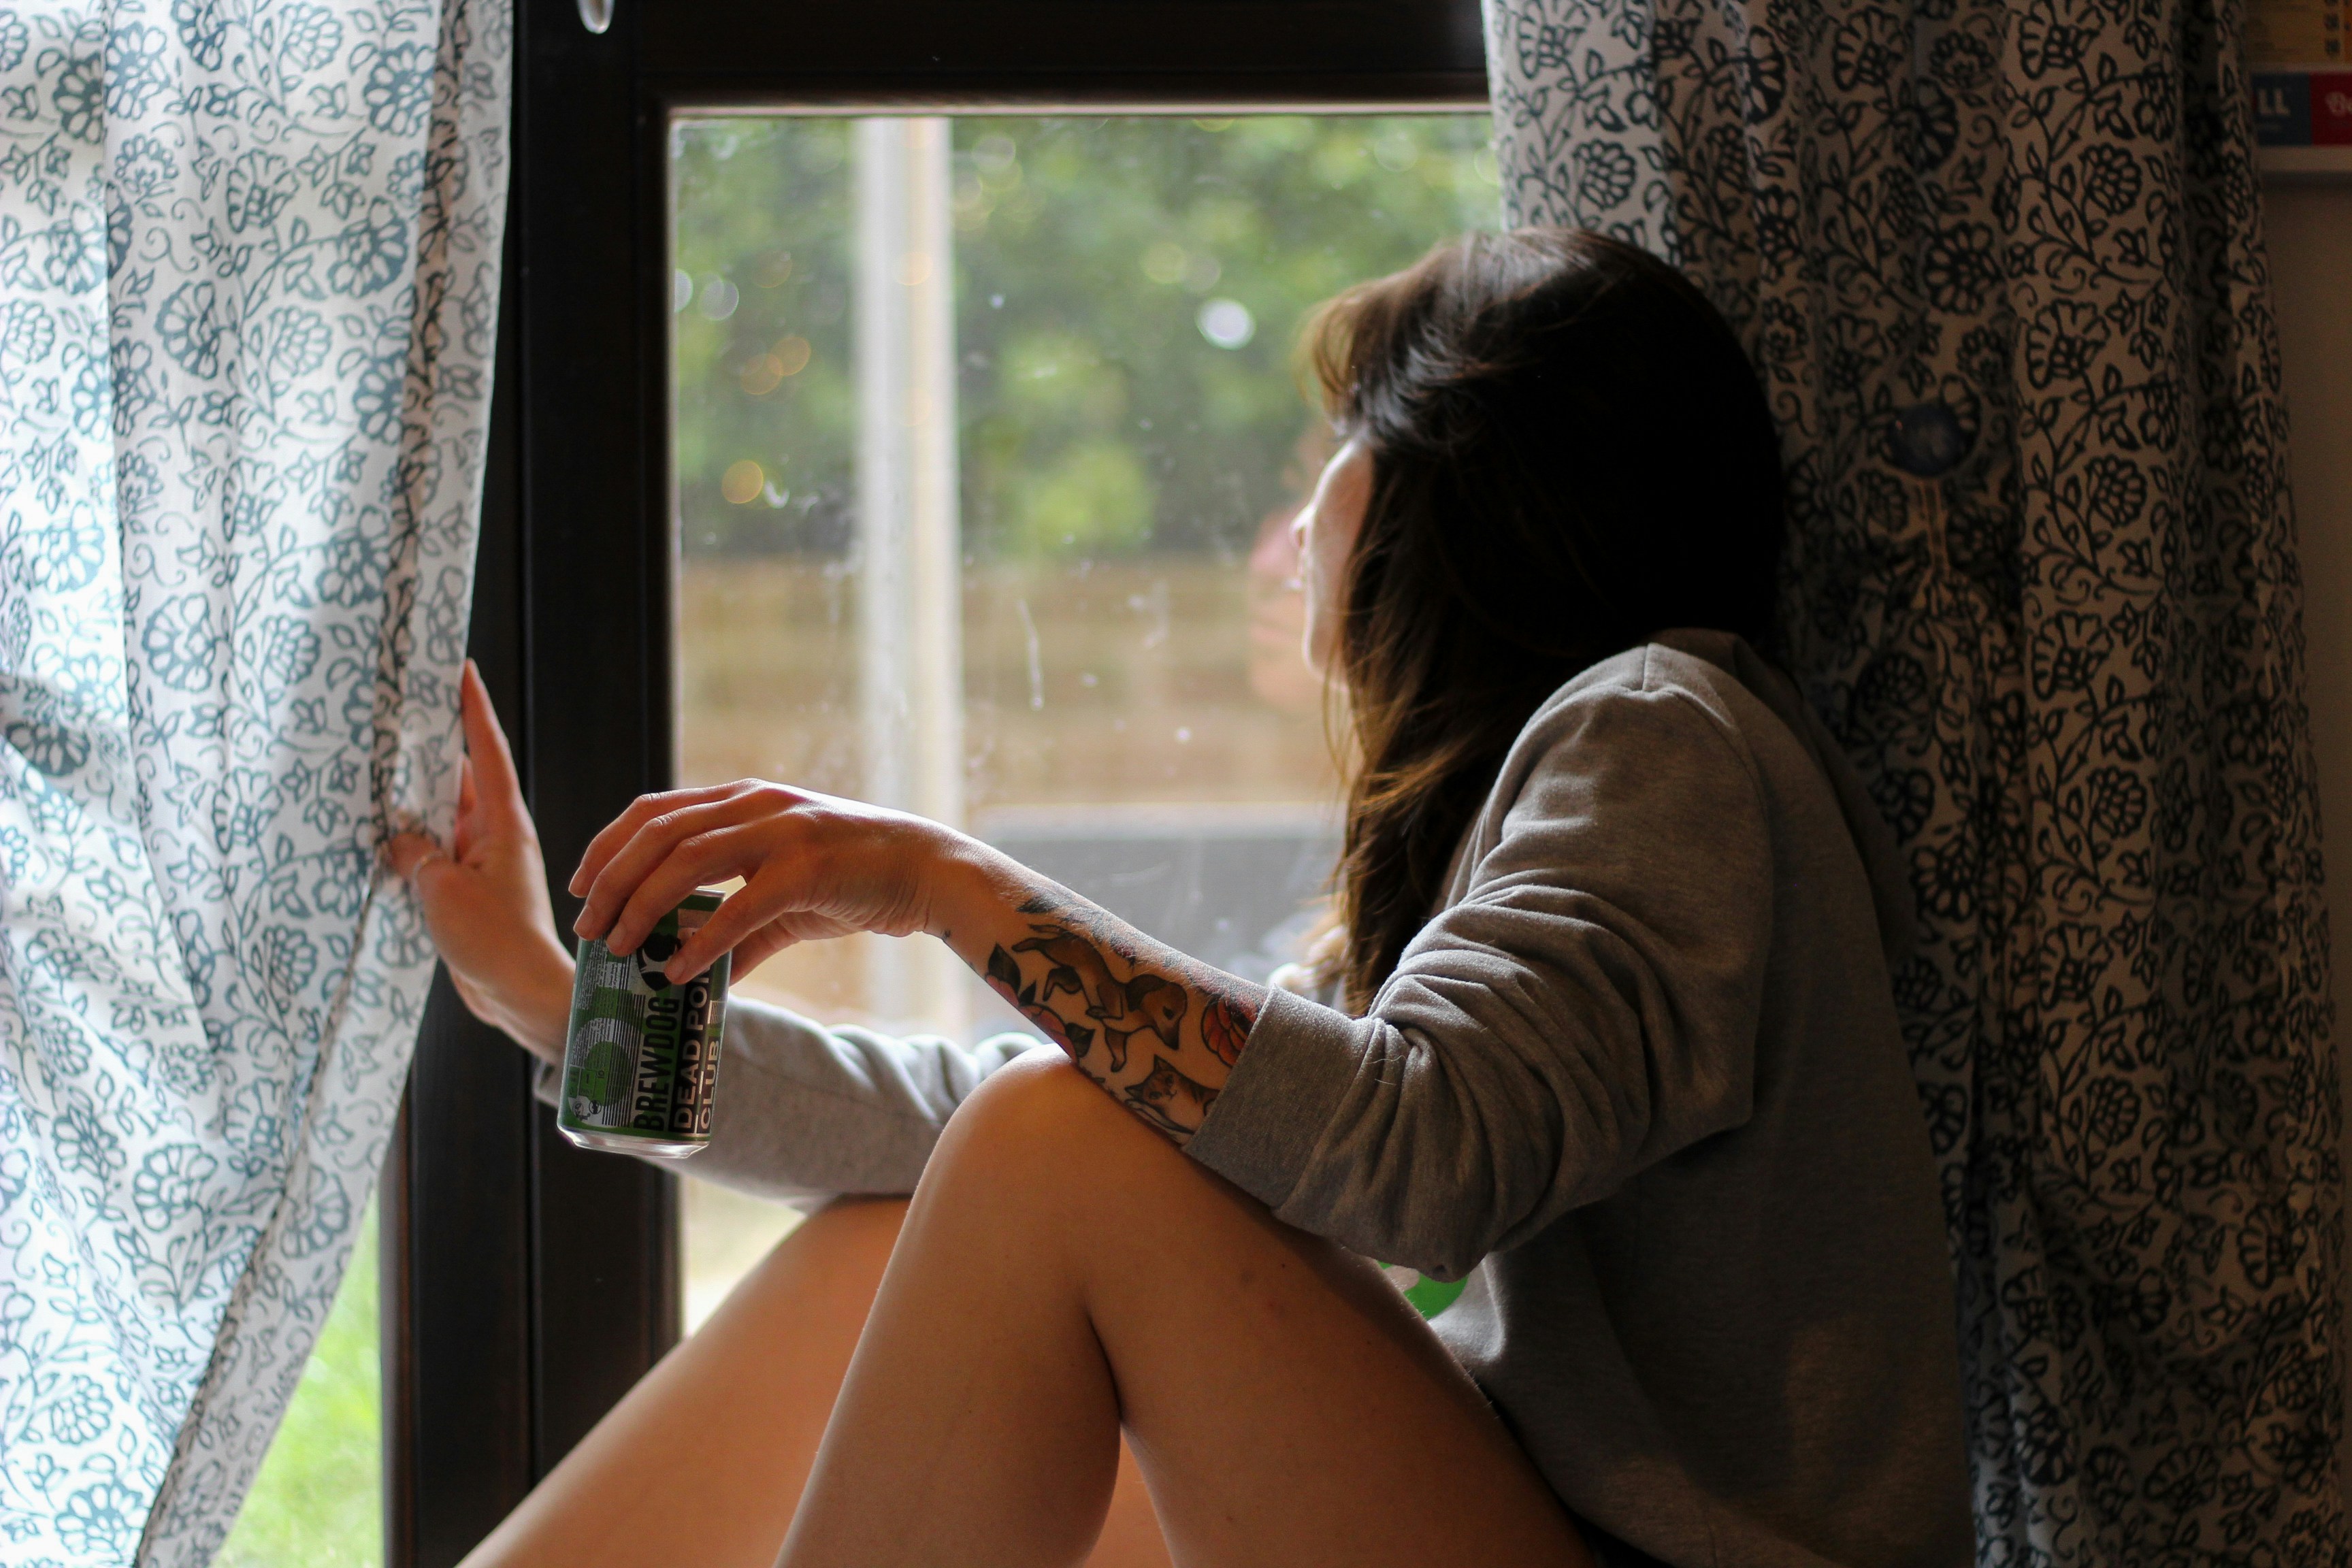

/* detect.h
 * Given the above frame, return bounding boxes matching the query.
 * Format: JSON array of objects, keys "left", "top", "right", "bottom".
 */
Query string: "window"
[
  {"left": 669, "top": 111, "right": 1496, "bottom": 1320},
  {"left": 218, "top": 1200, "right": 381, "bottom": 1567},
  {"left": 389, "top": 4, "right": 1486, "bottom": 1561}
]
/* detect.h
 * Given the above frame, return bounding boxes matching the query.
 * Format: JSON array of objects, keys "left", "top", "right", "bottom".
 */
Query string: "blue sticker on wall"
[{"left": 2255, "top": 73, "right": 2315, "bottom": 144}]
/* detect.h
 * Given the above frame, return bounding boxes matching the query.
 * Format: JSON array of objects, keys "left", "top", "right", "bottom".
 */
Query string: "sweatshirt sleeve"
[
  {"left": 1183, "top": 676, "right": 1774, "bottom": 1279},
  {"left": 537, "top": 999, "right": 1045, "bottom": 1205}
]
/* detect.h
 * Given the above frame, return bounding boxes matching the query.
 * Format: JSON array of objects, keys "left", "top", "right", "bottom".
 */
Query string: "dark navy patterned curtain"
[{"left": 1483, "top": 0, "right": 2342, "bottom": 1560}]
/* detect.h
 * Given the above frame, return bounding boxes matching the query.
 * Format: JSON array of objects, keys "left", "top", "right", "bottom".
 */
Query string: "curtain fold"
[
  {"left": 1484, "top": 0, "right": 2344, "bottom": 1561},
  {"left": 0, "top": 1, "right": 510, "bottom": 1561}
]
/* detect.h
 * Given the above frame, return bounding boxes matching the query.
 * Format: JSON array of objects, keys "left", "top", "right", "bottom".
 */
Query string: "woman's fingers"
[
  {"left": 568, "top": 781, "right": 746, "bottom": 899},
  {"left": 575, "top": 781, "right": 821, "bottom": 941},
  {"left": 385, "top": 832, "right": 471, "bottom": 934},
  {"left": 568, "top": 794, "right": 687, "bottom": 902},
  {"left": 606, "top": 837, "right": 751, "bottom": 962},
  {"left": 588, "top": 807, "right": 785, "bottom": 957},
  {"left": 660, "top": 867, "right": 807, "bottom": 981},
  {"left": 451, "top": 756, "right": 480, "bottom": 860},
  {"left": 384, "top": 830, "right": 445, "bottom": 883},
  {"left": 459, "top": 662, "right": 530, "bottom": 828},
  {"left": 572, "top": 798, "right": 736, "bottom": 938},
  {"left": 728, "top": 923, "right": 800, "bottom": 977}
]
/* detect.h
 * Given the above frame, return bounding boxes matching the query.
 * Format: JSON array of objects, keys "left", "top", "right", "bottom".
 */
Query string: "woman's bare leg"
[
  {"left": 456, "top": 1193, "right": 1170, "bottom": 1568},
  {"left": 780, "top": 1051, "right": 1590, "bottom": 1568}
]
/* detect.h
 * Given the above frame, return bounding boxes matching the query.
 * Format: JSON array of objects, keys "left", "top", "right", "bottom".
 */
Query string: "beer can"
[{"left": 556, "top": 889, "right": 731, "bottom": 1158}]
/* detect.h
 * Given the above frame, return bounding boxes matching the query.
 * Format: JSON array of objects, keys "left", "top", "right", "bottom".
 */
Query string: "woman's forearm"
[
  {"left": 926, "top": 842, "right": 1267, "bottom": 1145},
  {"left": 554, "top": 780, "right": 1267, "bottom": 1142}
]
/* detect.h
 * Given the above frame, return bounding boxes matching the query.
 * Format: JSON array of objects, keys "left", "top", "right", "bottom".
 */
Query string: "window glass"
[
  {"left": 670, "top": 112, "right": 1496, "bottom": 1328},
  {"left": 218, "top": 1198, "right": 380, "bottom": 1566}
]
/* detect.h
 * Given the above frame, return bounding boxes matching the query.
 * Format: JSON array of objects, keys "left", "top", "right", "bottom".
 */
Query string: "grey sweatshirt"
[{"left": 557, "top": 631, "right": 1973, "bottom": 1568}]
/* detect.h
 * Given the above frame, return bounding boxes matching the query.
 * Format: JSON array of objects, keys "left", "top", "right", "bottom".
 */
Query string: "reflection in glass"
[{"left": 671, "top": 112, "right": 1496, "bottom": 1328}]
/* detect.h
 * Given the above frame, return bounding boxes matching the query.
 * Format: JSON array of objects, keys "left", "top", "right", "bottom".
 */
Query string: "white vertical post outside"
[{"left": 855, "top": 116, "right": 966, "bottom": 1034}]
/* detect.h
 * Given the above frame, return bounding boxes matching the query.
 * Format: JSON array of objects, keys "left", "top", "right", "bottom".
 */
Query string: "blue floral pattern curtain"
[
  {"left": 0, "top": 1, "right": 509, "bottom": 1561},
  {"left": 1484, "top": 0, "right": 2342, "bottom": 1560}
]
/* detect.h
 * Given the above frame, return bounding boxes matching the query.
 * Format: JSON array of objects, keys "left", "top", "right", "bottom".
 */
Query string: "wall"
[{"left": 2263, "top": 179, "right": 2352, "bottom": 1508}]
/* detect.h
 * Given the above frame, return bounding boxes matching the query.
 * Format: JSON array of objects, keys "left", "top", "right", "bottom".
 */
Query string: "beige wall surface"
[{"left": 2264, "top": 179, "right": 2352, "bottom": 1509}]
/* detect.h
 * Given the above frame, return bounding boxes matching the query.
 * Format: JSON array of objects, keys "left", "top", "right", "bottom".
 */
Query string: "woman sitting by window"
[{"left": 391, "top": 229, "right": 1972, "bottom": 1568}]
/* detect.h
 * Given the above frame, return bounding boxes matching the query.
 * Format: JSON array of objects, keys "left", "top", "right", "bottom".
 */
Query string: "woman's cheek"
[
  {"left": 1301, "top": 541, "right": 1349, "bottom": 675},
  {"left": 1306, "top": 612, "right": 1331, "bottom": 677}
]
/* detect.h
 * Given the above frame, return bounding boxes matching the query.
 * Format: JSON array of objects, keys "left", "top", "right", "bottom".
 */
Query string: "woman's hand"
[
  {"left": 385, "top": 662, "right": 574, "bottom": 1064},
  {"left": 568, "top": 781, "right": 982, "bottom": 986},
  {"left": 571, "top": 777, "right": 1270, "bottom": 1146}
]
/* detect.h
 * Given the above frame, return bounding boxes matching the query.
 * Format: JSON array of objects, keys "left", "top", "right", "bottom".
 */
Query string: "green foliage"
[
  {"left": 673, "top": 118, "right": 857, "bottom": 559},
  {"left": 671, "top": 113, "right": 1497, "bottom": 562},
  {"left": 1009, "top": 440, "right": 1156, "bottom": 555},
  {"left": 218, "top": 1201, "right": 381, "bottom": 1568}
]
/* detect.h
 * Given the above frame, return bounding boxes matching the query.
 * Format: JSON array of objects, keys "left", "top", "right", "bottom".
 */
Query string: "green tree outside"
[
  {"left": 218, "top": 1201, "right": 381, "bottom": 1567},
  {"left": 670, "top": 114, "right": 1499, "bottom": 564}
]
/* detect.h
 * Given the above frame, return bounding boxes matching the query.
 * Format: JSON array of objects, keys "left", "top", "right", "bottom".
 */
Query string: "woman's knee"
[
  {"left": 776, "top": 1194, "right": 909, "bottom": 1275},
  {"left": 800, "top": 1192, "right": 912, "bottom": 1240},
  {"left": 927, "top": 1047, "right": 1194, "bottom": 1208},
  {"left": 700, "top": 1196, "right": 908, "bottom": 1345},
  {"left": 939, "top": 1046, "right": 1138, "bottom": 1155}
]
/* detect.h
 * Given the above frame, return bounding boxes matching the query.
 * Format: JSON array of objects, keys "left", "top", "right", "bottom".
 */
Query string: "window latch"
[{"left": 578, "top": 0, "right": 612, "bottom": 33}]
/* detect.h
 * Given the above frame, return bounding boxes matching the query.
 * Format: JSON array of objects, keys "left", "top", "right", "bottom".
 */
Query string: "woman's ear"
[{"left": 1300, "top": 440, "right": 1373, "bottom": 676}]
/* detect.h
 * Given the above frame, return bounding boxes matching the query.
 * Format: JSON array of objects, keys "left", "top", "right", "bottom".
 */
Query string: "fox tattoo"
[
  {"left": 1124, "top": 1054, "right": 1219, "bottom": 1137},
  {"left": 1015, "top": 926, "right": 1188, "bottom": 1072},
  {"left": 978, "top": 895, "right": 1263, "bottom": 1144}
]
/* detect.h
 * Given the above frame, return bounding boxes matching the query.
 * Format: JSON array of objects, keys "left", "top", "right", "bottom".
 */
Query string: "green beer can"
[{"left": 557, "top": 889, "right": 731, "bottom": 1158}]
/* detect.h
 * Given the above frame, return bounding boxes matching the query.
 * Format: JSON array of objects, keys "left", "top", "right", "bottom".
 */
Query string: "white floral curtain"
[
  {"left": 0, "top": 1, "right": 509, "bottom": 1561},
  {"left": 1484, "top": 0, "right": 2342, "bottom": 1561}
]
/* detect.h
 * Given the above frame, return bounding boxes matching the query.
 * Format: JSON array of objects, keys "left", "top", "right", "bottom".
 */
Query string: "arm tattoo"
[{"left": 978, "top": 888, "right": 1264, "bottom": 1144}]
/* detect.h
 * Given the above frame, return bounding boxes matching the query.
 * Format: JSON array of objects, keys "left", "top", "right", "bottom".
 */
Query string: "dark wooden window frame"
[{"left": 381, "top": 3, "right": 1486, "bottom": 1562}]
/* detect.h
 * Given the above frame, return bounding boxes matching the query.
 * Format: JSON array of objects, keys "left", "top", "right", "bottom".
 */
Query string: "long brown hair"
[{"left": 1309, "top": 229, "right": 1784, "bottom": 1012}]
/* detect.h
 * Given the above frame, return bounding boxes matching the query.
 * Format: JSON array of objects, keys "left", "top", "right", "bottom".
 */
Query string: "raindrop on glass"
[
  {"left": 721, "top": 459, "right": 764, "bottom": 504},
  {"left": 1197, "top": 298, "right": 1254, "bottom": 350}
]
